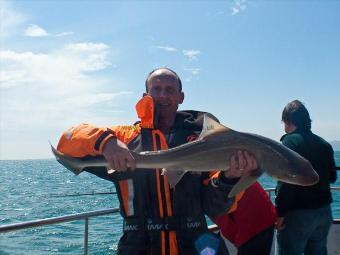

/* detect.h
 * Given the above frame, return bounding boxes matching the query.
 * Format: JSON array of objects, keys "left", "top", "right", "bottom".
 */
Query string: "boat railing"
[
  {"left": 0, "top": 208, "right": 119, "bottom": 255},
  {"left": 1, "top": 187, "right": 339, "bottom": 255}
]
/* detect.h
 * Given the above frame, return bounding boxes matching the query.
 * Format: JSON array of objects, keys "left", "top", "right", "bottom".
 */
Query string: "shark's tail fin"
[{"left": 50, "top": 144, "right": 85, "bottom": 175}]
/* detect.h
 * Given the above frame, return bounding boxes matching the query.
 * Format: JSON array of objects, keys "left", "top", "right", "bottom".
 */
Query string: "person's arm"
[
  {"left": 275, "top": 217, "right": 285, "bottom": 230},
  {"left": 57, "top": 123, "right": 116, "bottom": 157},
  {"left": 275, "top": 134, "right": 299, "bottom": 218},
  {"left": 274, "top": 180, "right": 298, "bottom": 231},
  {"left": 328, "top": 144, "right": 337, "bottom": 183},
  {"left": 57, "top": 123, "right": 140, "bottom": 180},
  {"left": 84, "top": 137, "right": 136, "bottom": 181},
  {"left": 102, "top": 137, "right": 136, "bottom": 172},
  {"left": 275, "top": 182, "right": 296, "bottom": 217}
]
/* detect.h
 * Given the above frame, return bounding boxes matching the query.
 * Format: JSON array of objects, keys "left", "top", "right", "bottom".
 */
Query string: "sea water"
[{"left": 1, "top": 152, "right": 340, "bottom": 255}]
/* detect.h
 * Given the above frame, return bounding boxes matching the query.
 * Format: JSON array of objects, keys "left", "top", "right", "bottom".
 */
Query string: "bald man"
[{"left": 57, "top": 67, "right": 258, "bottom": 255}]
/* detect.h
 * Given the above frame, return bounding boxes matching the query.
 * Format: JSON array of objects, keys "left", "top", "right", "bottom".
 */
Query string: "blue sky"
[{"left": 1, "top": 0, "right": 339, "bottom": 159}]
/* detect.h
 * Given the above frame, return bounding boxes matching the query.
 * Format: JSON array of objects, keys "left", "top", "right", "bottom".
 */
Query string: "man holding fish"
[
  {"left": 56, "top": 68, "right": 320, "bottom": 254},
  {"left": 56, "top": 67, "right": 259, "bottom": 255}
]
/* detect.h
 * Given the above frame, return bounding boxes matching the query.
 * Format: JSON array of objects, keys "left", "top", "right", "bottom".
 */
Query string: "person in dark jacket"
[
  {"left": 275, "top": 99, "right": 337, "bottom": 255},
  {"left": 57, "top": 67, "right": 258, "bottom": 255}
]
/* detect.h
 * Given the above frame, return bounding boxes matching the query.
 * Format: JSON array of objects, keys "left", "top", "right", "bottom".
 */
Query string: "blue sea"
[{"left": 1, "top": 152, "right": 340, "bottom": 255}]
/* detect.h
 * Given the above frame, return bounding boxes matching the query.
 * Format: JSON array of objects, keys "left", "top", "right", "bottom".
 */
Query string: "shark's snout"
[
  {"left": 285, "top": 166, "right": 319, "bottom": 186},
  {"left": 298, "top": 161, "right": 320, "bottom": 186},
  {"left": 303, "top": 170, "right": 319, "bottom": 186}
]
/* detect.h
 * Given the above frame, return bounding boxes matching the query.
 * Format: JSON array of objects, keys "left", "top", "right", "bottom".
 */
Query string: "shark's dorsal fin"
[{"left": 199, "top": 114, "right": 232, "bottom": 139}]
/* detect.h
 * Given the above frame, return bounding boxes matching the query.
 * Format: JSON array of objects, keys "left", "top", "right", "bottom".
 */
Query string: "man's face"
[
  {"left": 284, "top": 122, "right": 296, "bottom": 134},
  {"left": 145, "top": 71, "right": 184, "bottom": 119}
]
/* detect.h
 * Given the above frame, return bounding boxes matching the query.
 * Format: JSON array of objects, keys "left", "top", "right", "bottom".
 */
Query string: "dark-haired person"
[
  {"left": 275, "top": 100, "right": 337, "bottom": 255},
  {"left": 57, "top": 67, "right": 258, "bottom": 255}
]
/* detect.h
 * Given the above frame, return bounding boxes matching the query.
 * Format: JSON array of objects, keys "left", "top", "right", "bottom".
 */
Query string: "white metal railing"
[
  {"left": 1, "top": 187, "right": 339, "bottom": 255},
  {"left": 0, "top": 208, "right": 119, "bottom": 255}
]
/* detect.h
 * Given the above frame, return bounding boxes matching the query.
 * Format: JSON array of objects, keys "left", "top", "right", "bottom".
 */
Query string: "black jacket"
[{"left": 275, "top": 128, "right": 337, "bottom": 217}]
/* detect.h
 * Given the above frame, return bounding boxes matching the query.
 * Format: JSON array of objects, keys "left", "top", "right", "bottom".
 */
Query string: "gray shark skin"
[{"left": 52, "top": 115, "right": 319, "bottom": 197}]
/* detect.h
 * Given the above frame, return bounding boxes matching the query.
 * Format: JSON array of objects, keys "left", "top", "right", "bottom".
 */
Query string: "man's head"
[
  {"left": 282, "top": 100, "right": 312, "bottom": 132},
  {"left": 144, "top": 67, "right": 184, "bottom": 120},
  {"left": 145, "top": 67, "right": 182, "bottom": 92}
]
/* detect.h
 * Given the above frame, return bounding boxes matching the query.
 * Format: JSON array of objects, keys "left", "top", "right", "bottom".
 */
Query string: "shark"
[{"left": 52, "top": 115, "right": 319, "bottom": 197}]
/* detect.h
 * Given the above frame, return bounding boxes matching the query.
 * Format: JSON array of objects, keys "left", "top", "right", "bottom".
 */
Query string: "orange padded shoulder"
[
  {"left": 57, "top": 124, "right": 113, "bottom": 157},
  {"left": 57, "top": 123, "right": 140, "bottom": 157},
  {"left": 107, "top": 124, "right": 141, "bottom": 145}
]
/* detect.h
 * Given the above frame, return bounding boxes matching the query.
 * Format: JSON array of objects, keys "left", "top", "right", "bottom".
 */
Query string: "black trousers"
[{"left": 237, "top": 225, "right": 275, "bottom": 255}]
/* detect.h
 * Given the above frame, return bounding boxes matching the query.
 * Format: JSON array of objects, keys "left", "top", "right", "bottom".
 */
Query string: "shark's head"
[{"left": 265, "top": 147, "right": 319, "bottom": 186}]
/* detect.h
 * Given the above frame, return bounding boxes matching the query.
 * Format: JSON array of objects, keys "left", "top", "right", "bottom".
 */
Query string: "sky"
[{"left": 1, "top": 0, "right": 339, "bottom": 160}]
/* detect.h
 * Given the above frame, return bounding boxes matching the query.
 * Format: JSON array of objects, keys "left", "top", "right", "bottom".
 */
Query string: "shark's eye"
[{"left": 287, "top": 173, "right": 297, "bottom": 178}]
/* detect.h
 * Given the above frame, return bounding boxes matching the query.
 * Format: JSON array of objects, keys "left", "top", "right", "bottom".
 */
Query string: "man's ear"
[{"left": 179, "top": 92, "right": 184, "bottom": 104}]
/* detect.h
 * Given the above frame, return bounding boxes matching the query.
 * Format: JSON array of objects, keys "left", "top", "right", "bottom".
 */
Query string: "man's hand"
[
  {"left": 224, "top": 150, "right": 258, "bottom": 178},
  {"left": 275, "top": 217, "right": 285, "bottom": 230},
  {"left": 102, "top": 137, "right": 136, "bottom": 172}
]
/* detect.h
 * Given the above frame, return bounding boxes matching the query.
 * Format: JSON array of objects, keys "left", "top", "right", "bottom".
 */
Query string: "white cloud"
[
  {"left": 24, "top": 24, "right": 48, "bottom": 37},
  {"left": 55, "top": 31, "right": 74, "bottom": 37},
  {"left": 155, "top": 45, "right": 178, "bottom": 52},
  {"left": 62, "top": 92, "right": 133, "bottom": 108},
  {"left": 65, "top": 42, "right": 109, "bottom": 52},
  {"left": 0, "top": 3, "right": 130, "bottom": 159},
  {"left": 0, "top": 42, "right": 134, "bottom": 160},
  {"left": 182, "top": 49, "right": 201, "bottom": 61},
  {"left": 0, "top": 43, "right": 118, "bottom": 93},
  {"left": 152, "top": 44, "right": 201, "bottom": 61},
  {"left": 24, "top": 24, "right": 74, "bottom": 37},
  {"left": 64, "top": 42, "right": 111, "bottom": 71},
  {"left": 231, "top": 0, "right": 248, "bottom": 16},
  {"left": 206, "top": 10, "right": 226, "bottom": 17},
  {"left": 0, "top": 50, "right": 51, "bottom": 86},
  {"left": 231, "top": 7, "right": 240, "bottom": 16},
  {"left": 0, "top": 0, "right": 26, "bottom": 37},
  {"left": 183, "top": 67, "right": 200, "bottom": 82},
  {"left": 0, "top": 42, "right": 112, "bottom": 89},
  {"left": 184, "top": 67, "right": 200, "bottom": 76}
]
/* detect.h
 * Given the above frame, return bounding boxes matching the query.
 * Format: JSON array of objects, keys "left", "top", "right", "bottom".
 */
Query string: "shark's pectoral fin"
[
  {"left": 162, "top": 168, "right": 187, "bottom": 188},
  {"left": 227, "top": 168, "right": 264, "bottom": 198}
]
